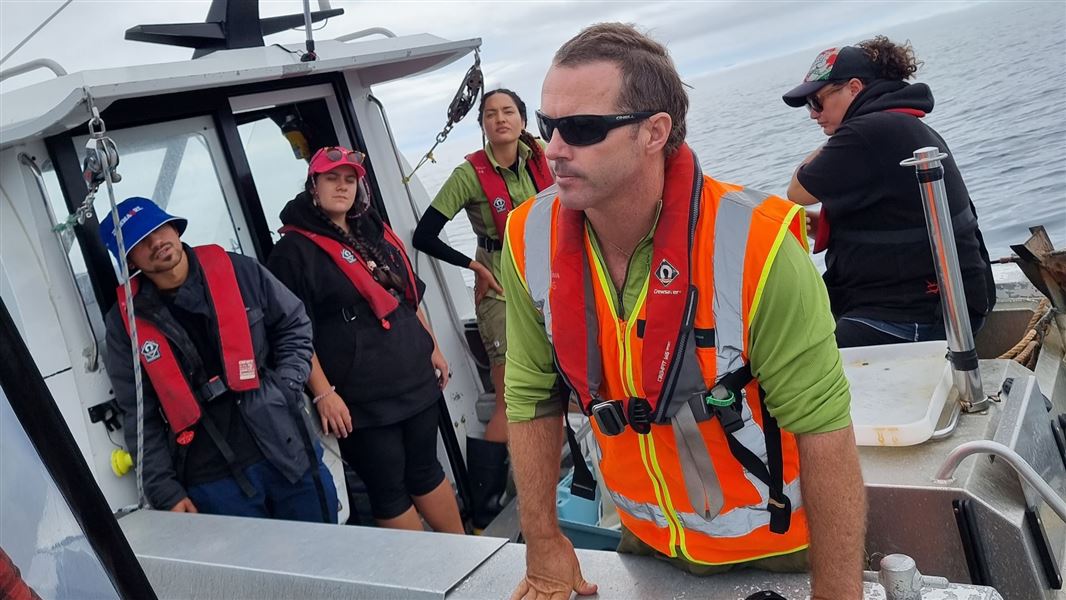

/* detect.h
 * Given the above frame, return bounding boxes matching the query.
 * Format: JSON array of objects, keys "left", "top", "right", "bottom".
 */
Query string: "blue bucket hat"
[{"left": 98, "top": 196, "right": 187, "bottom": 263}]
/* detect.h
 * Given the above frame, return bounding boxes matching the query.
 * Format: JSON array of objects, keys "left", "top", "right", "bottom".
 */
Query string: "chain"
[{"left": 403, "top": 49, "right": 483, "bottom": 183}]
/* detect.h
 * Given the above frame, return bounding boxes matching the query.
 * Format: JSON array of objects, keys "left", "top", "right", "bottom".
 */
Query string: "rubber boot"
[{"left": 466, "top": 437, "right": 509, "bottom": 531}]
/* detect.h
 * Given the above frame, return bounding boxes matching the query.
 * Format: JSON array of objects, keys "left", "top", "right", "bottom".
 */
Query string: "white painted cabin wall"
[{"left": 0, "top": 144, "right": 138, "bottom": 509}]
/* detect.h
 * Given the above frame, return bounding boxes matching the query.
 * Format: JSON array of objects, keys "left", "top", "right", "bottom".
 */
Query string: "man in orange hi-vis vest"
[{"left": 502, "top": 24, "right": 865, "bottom": 600}]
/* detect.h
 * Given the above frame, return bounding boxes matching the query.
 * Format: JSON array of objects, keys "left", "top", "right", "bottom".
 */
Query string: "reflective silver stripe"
[
  {"left": 677, "top": 479, "right": 803, "bottom": 539},
  {"left": 521, "top": 185, "right": 559, "bottom": 345},
  {"left": 710, "top": 188, "right": 778, "bottom": 504},
  {"left": 608, "top": 489, "right": 671, "bottom": 528},
  {"left": 672, "top": 406, "right": 724, "bottom": 519},
  {"left": 712, "top": 188, "right": 769, "bottom": 379}
]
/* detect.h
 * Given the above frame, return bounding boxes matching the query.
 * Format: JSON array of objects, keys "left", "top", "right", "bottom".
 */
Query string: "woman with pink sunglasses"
[{"left": 268, "top": 146, "right": 463, "bottom": 533}]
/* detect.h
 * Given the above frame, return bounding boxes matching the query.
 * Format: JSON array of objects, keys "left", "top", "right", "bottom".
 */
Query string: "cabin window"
[
  {"left": 71, "top": 116, "right": 253, "bottom": 264},
  {"left": 231, "top": 86, "right": 351, "bottom": 240}
]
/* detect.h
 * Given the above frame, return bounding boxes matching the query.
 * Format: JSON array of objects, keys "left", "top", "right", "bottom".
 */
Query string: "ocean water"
[{"left": 440, "top": 2, "right": 1065, "bottom": 273}]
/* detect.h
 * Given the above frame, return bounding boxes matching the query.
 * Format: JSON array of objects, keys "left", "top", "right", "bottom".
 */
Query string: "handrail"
[
  {"left": 365, "top": 93, "right": 479, "bottom": 387},
  {"left": 0, "top": 58, "right": 68, "bottom": 84},
  {"left": 336, "top": 27, "right": 397, "bottom": 42},
  {"left": 934, "top": 439, "right": 1066, "bottom": 523},
  {"left": 17, "top": 152, "right": 99, "bottom": 372}
]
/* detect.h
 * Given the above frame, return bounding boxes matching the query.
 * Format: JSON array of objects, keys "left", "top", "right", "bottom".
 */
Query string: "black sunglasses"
[
  {"left": 805, "top": 83, "right": 845, "bottom": 113},
  {"left": 535, "top": 110, "right": 659, "bottom": 146}
]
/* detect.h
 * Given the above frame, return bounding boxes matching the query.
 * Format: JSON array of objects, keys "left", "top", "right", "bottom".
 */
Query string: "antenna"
[{"left": 124, "top": 0, "right": 344, "bottom": 58}]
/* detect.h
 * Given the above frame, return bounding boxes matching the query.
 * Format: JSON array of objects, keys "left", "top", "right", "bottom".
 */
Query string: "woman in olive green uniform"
[{"left": 412, "top": 88, "right": 552, "bottom": 529}]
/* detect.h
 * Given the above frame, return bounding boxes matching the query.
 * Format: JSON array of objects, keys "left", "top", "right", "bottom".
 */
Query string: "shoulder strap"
[
  {"left": 193, "top": 245, "right": 259, "bottom": 392},
  {"left": 279, "top": 225, "right": 400, "bottom": 327}
]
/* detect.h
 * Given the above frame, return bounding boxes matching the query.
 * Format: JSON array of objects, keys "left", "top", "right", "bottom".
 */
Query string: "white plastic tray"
[{"left": 841, "top": 340, "right": 954, "bottom": 446}]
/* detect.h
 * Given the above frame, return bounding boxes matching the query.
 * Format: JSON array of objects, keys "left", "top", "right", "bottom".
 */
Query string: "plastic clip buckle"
[
  {"left": 591, "top": 400, "right": 626, "bottom": 436},
  {"left": 199, "top": 376, "right": 228, "bottom": 403}
]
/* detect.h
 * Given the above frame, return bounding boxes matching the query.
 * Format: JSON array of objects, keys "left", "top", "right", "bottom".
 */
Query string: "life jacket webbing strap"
[
  {"left": 196, "top": 409, "right": 257, "bottom": 497},
  {"left": 564, "top": 417, "right": 598, "bottom": 501},
  {"left": 557, "top": 369, "right": 598, "bottom": 501},
  {"left": 672, "top": 407, "right": 724, "bottom": 519},
  {"left": 716, "top": 365, "right": 791, "bottom": 535},
  {"left": 285, "top": 395, "right": 332, "bottom": 523},
  {"left": 759, "top": 387, "right": 791, "bottom": 534}
]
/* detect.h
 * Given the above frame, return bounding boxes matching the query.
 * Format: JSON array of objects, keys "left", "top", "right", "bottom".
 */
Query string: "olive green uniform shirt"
[
  {"left": 501, "top": 213, "right": 852, "bottom": 435},
  {"left": 431, "top": 139, "right": 544, "bottom": 302}
]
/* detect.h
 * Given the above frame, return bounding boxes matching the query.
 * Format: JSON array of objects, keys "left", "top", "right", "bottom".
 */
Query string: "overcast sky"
[{"left": 1, "top": 1, "right": 989, "bottom": 177}]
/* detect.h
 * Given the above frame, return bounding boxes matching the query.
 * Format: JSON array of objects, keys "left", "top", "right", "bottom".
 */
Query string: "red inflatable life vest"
[
  {"left": 116, "top": 245, "right": 259, "bottom": 438},
  {"left": 279, "top": 224, "right": 418, "bottom": 329},
  {"left": 465, "top": 147, "right": 553, "bottom": 242}
]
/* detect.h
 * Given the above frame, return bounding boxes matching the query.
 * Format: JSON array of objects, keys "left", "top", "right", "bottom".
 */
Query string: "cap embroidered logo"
[{"left": 805, "top": 47, "right": 840, "bottom": 82}]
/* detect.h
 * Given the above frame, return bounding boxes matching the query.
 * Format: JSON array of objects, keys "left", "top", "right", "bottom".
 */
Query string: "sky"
[{"left": 0, "top": 0, "right": 988, "bottom": 189}]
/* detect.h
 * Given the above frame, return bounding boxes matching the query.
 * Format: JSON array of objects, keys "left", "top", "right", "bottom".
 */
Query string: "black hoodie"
[
  {"left": 266, "top": 192, "right": 438, "bottom": 428},
  {"left": 797, "top": 80, "right": 995, "bottom": 323}
]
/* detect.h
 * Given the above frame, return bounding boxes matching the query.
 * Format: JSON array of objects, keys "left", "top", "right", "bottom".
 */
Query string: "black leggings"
[{"left": 338, "top": 401, "right": 446, "bottom": 520}]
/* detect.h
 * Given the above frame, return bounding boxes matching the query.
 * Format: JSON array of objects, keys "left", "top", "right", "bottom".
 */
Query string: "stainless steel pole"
[{"left": 900, "top": 147, "right": 986, "bottom": 411}]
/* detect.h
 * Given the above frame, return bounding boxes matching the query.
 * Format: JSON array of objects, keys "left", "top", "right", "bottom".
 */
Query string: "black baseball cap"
[{"left": 782, "top": 46, "right": 877, "bottom": 107}]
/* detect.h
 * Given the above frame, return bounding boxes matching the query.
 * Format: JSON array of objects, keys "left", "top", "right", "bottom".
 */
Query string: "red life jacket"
[
  {"left": 279, "top": 224, "right": 418, "bottom": 329},
  {"left": 550, "top": 145, "right": 703, "bottom": 428},
  {"left": 116, "top": 245, "right": 260, "bottom": 438},
  {"left": 465, "top": 148, "right": 553, "bottom": 241}
]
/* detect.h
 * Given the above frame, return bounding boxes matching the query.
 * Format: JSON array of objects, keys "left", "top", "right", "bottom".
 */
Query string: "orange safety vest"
[
  {"left": 116, "top": 245, "right": 260, "bottom": 440},
  {"left": 466, "top": 148, "right": 553, "bottom": 241},
  {"left": 507, "top": 144, "right": 810, "bottom": 565}
]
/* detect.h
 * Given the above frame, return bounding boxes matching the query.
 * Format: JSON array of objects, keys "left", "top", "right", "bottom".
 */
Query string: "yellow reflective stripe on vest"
[
  {"left": 678, "top": 479, "right": 803, "bottom": 539},
  {"left": 748, "top": 202, "right": 804, "bottom": 324}
]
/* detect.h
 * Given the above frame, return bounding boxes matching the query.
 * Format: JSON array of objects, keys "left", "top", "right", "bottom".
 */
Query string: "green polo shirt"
[
  {"left": 501, "top": 214, "right": 851, "bottom": 435},
  {"left": 431, "top": 139, "right": 545, "bottom": 302}
]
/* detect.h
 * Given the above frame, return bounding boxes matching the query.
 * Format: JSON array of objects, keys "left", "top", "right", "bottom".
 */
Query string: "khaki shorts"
[
  {"left": 616, "top": 525, "right": 809, "bottom": 576},
  {"left": 476, "top": 297, "right": 507, "bottom": 366}
]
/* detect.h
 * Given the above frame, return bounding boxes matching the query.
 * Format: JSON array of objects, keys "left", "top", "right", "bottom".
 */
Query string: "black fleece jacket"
[{"left": 266, "top": 193, "right": 439, "bottom": 428}]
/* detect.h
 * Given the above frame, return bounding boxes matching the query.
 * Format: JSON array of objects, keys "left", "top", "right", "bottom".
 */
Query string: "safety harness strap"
[{"left": 196, "top": 410, "right": 257, "bottom": 498}]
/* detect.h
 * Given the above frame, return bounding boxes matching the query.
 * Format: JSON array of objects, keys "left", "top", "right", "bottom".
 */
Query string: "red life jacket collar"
[
  {"left": 551, "top": 143, "right": 703, "bottom": 430},
  {"left": 279, "top": 224, "right": 417, "bottom": 329},
  {"left": 466, "top": 147, "right": 554, "bottom": 243},
  {"left": 883, "top": 107, "right": 926, "bottom": 117}
]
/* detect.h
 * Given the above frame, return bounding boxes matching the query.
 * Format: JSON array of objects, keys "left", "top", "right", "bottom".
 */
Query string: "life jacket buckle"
[
  {"left": 714, "top": 404, "right": 745, "bottom": 434},
  {"left": 199, "top": 376, "right": 228, "bottom": 403},
  {"left": 627, "top": 397, "right": 653, "bottom": 435},
  {"left": 591, "top": 400, "right": 626, "bottom": 436}
]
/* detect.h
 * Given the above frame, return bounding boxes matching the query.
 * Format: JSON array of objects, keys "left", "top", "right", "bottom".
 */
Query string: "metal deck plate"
[{"left": 120, "top": 510, "right": 507, "bottom": 599}]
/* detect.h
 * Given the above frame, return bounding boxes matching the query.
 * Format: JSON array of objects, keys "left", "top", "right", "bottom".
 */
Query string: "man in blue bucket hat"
[{"left": 99, "top": 196, "right": 338, "bottom": 523}]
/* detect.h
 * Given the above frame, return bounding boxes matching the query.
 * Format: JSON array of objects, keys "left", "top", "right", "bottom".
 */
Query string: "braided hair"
[
  {"left": 478, "top": 88, "right": 544, "bottom": 164},
  {"left": 304, "top": 177, "right": 406, "bottom": 293}
]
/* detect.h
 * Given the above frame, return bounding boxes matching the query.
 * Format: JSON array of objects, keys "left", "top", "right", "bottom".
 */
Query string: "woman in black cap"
[
  {"left": 783, "top": 36, "right": 995, "bottom": 348},
  {"left": 267, "top": 146, "right": 464, "bottom": 533}
]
